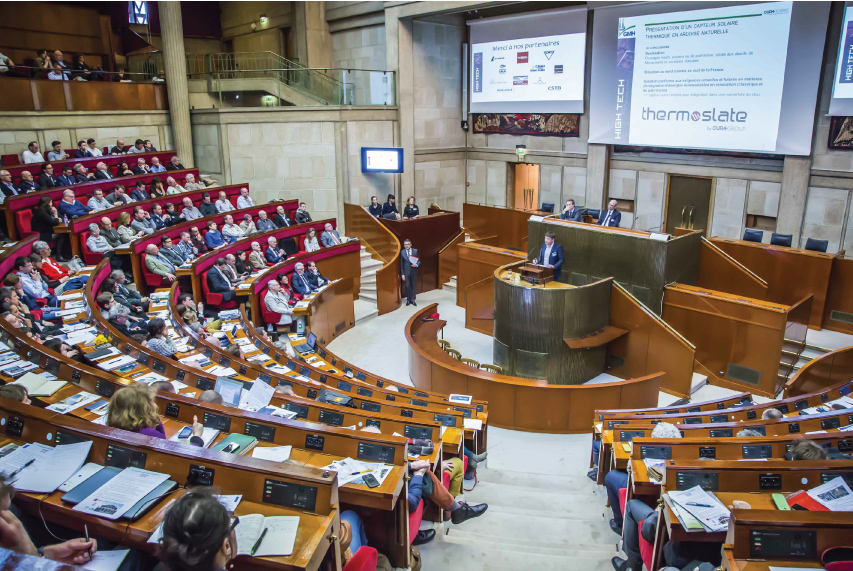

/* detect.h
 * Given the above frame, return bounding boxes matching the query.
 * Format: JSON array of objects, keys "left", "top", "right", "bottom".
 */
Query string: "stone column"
[
  {"left": 585, "top": 143, "right": 610, "bottom": 209},
  {"left": 777, "top": 155, "right": 812, "bottom": 247},
  {"left": 159, "top": 1, "right": 194, "bottom": 168}
]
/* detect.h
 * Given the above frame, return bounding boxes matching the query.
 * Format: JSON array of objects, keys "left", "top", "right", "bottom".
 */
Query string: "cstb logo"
[{"left": 517, "top": 52, "right": 529, "bottom": 64}]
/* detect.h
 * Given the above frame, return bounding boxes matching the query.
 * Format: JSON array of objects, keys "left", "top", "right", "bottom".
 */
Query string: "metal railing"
[{"left": 128, "top": 51, "right": 395, "bottom": 107}]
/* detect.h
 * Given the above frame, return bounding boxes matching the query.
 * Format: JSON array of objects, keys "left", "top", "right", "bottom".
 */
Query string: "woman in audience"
[
  {"left": 189, "top": 226, "right": 210, "bottom": 255},
  {"left": 116, "top": 161, "right": 133, "bottom": 176},
  {"left": 149, "top": 177, "right": 166, "bottom": 198},
  {"left": 180, "top": 307, "right": 211, "bottom": 339},
  {"left": 403, "top": 196, "right": 420, "bottom": 219},
  {"left": 107, "top": 383, "right": 204, "bottom": 444},
  {"left": 116, "top": 211, "right": 141, "bottom": 243},
  {"left": 234, "top": 250, "right": 251, "bottom": 275},
  {"left": 158, "top": 488, "right": 238, "bottom": 571},
  {"left": 367, "top": 195, "right": 382, "bottom": 217},
  {"left": 277, "top": 273, "right": 297, "bottom": 305},
  {"left": 146, "top": 317, "right": 178, "bottom": 358},
  {"left": 304, "top": 227, "right": 321, "bottom": 252},
  {"left": 31, "top": 196, "right": 68, "bottom": 260},
  {"left": 248, "top": 242, "right": 267, "bottom": 270},
  {"left": 43, "top": 337, "right": 82, "bottom": 362},
  {"left": 264, "top": 281, "right": 294, "bottom": 326},
  {"left": 205, "top": 221, "right": 225, "bottom": 249},
  {"left": 166, "top": 176, "right": 186, "bottom": 194},
  {"left": 0, "top": 383, "right": 30, "bottom": 404}
]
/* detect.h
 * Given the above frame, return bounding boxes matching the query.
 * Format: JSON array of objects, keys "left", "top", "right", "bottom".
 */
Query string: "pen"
[
  {"left": 85, "top": 524, "right": 93, "bottom": 562},
  {"left": 250, "top": 527, "right": 268, "bottom": 556},
  {"left": 6, "top": 459, "right": 34, "bottom": 480},
  {"left": 685, "top": 502, "right": 713, "bottom": 507}
]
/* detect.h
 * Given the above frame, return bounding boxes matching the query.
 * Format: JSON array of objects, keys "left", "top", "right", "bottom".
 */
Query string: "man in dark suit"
[
  {"left": 38, "top": 163, "right": 59, "bottom": 189},
  {"left": 598, "top": 200, "right": 621, "bottom": 227},
  {"left": 291, "top": 262, "right": 316, "bottom": 296},
  {"left": 560, "top": 199, "right": 583, "bottom": 222},
  {"left": 535, "top": 231, "right": 565, "bottom": 282},
  {"left": 0, "top": 170, "right": 18, "bottom": 199},
  {"left": 400, "top": 238, "right": 418, "bottom": 306},
  {"left": 272, "top": 205, "right": 291, "bottom": 228},
  {"left": 206, "top": 258, "right": 236, "bottom": 303},
  {"left": 167, "top": 156, "right": 186, "bottom": 171},
  {"left": 265, "top": 237, "right": 286, "bottom": 264},
  {"left": 57, "top": 166, "right": 76, "bottom": 187},
  {"left": 17, "top": 171, "right": 36, "bottom": 193},
  {"left": 93, "top": 162, "right": 113, "bottom": 180},
  {"left": 73, "top": 164, "right": 90, "bottom": 184},
  {"left": 306, "top": 261, "right": 329, "bottom": 288},
  {"left": 74, "top": 140, "right": 93, "bottom": 158}
]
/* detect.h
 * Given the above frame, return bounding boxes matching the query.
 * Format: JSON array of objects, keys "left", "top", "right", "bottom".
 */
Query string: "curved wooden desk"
[
  {"left": 343, "top": 203, "right": 401, "bottom": 315},
  {"left": 785, "top": 343, "right": 853, "bottom": 397},
  {"left": 406, "top": 303, "right": 665, "bottom": 433}
]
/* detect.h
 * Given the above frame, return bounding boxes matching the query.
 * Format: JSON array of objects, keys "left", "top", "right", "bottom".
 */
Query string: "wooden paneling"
[
  {"left": 0, "top": 2, "right": 105, "bottom": 56},
  {"left": 661, "top": 283, "right": 803, "bottom": 397},
  {"left": 786, "top": 345, "right": 853, "bottom": 396},
  {"left": 711, "top": 237, "right": 835, "bottom": 329},
  {"left": 406, "top": 303, "right": 664, "bottom": 433},
  {"left": 609, "top": 284, "right": 696, "bottom": 398},
  {"left": 343, "top": 203, "right": 400, "bottom": 315},
  {"left": 822, "top": 256, "right": 853, "bottom": 334},
  {"left": 697, "top": 239, "right": 768, "bottom": 300},
  {"left": 1, "top": 78, "right": 36, "bottom": 111},
  {"left": 0, "top": 78, "right": 167, "bottom": 112},
  {"left": 305, "top": 278, "right": 356, "bottom": 345},
  {"left": 437, "top": 230, "right": 464, "bottom": 289},
  {"left": 462, "top": 203, "right": 533, "bottom": 252},
  {"left": 35, "top": 78, "right": 67, "bottom": 111},
  {"left": 457, "top": 243, "right": 525, "bottom": 308},
  {"left": 378, "top": 211, "right": 461, "bottom": 293}
]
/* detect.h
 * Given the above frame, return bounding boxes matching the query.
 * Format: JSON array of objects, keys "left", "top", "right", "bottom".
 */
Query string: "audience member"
[
  {"left": 306, "top": 261, "right": 329, "bottom": 288},
  {"left": 116, "top": 68, "right": 132, "bottom": 83},
  {"left": 221, "top": 215, "right": 244, "bottom": 243},
  {"left": 272, "top": 205, "right": 291, "bottom": 227},
  {"left": 149, "top": 177, "right": 166, "bottom": 198},
  {"left": 236, "top": 187, "right": 253, "bottom": 209},
  {"left": 22, "top": 142, "right": 44, "bottom": 164},
  {"left": 294, "top": 202, "right": 312, "bottom": 224},
  {"left": 167, "top": 156, "right": 186, "bottom": 171},
  {"left": 32, "top": 241, "right": 82, "bottom": 289},
  {"left": 74, "top": 140, "right": 93, "bottom": 158},
  {"left": 110, "top": 269, "right": 149, "bottom": 311},
  {"left": 408, "top": 458, "right": 487, "bottom": 535},
  {"left": 17, "top": 171, "right": 36, "bottom": 193},
  {"left": 150, "top": 203, "right": 170, "bottom": 229},
  {"left": 223, "top": 254, "right": 246, "bottom": 283},
  {"left": 0, "top": 170, "right": 16, "bottom": 200},
  {"left": 150, "top": 156, "right": 166, "bottom": 173},
  {"left": 132, "top": 157, "right": 150, "bottom": 175},
  {"left": 175, "top": 231, "right": 198, "bottom": 261},
  {"left": 198, "top": 192, "right": 217, "bottom": 217},
  {"left": 248, "top": 242, "right": 267, "bottom": 270},
  {"left": 206, "top": 258, "right": 236, "bottom": 303},
  {"left": 87, "top": 138, "right": 102, "bottom": 157},
  {"left": 264, "top": 280, "right": 294, "bottom": 325},
  {"left": 73, "top": 163, "right": 91, "bottom": 183},
  {"left": 234, "top": 250, "right": 250, "bottom": 275},
  {"left": 304, "top": 227, "right": 320, "bottom": 252},
  {"left": 116, "top": 161, "right": 133, "bottom": 176},
  {"left": 239, "top": 213, "right": 257, "bottom": 236},
  {"left": 47, "top": 141, "right": 68, "bottom": 162},
  {"left": 256, "top": 209, "right": 276, "bottom": 232},
  {"left": 130, "top": 206, "right": 156, "bottom": 235},
  {"left": 144, "top": 244, "right": 177, "bottom": 282},
  {"left": 110, "top": 139, "right": 129, "bottom": 154},
  {"left": 180, "top": 196, "right": 202, "bottom": 220},
  {"left": 127, "top": 139, "right": 146, "bottom": 154},
  {"left": 107, "top": 184, "right": 134, "bottom": 206},
  {"left": 291, "top": 262, "right": 316, "bottom": 296},
  {"left": 215, "top": 191, "right": 234, "bottom": 213},
  {"left": 108, "top": 383, "right": 203, "bottom": 443},
  {"left": 159, "top": 236, "right": 186, "bottom": 268},
  {"left": 57, "top": 189, "right": 91, "bottom": 219},
  {"left": 99, "top": 217, "right": 121, "bottom": 248},
  {"left": 116, "top": 211, "right": 140, "bottom": 243},
  {"left": 31, "top": 197, "right": 63, "bottom": 254},
  {"left": 34, "top": 50, "right": 51, "bottom": 72},
  {"left": 403, "top": 196, "right": 420, "bottom": 219},
  {"left": 205, "top": 221, "right": 225, "bottom": 249},
  {"left": 87, "top": 188, "right": 110, "bottom": 212},
  {"left": 56, "top": 165, "right": 76, "bottom": 187},
  {"left": 93, "top": 162, "right": 113, "bottom": 180},
  {"left": 382, "top": 194, "right": 400, "bottom": 219},
  {"left": 38, "top": 163, "right": 59, "bottom": 189},
  {"left": 367, "top": 195, "right": 382, "bottom": 217},
  {"left": 0, "top": 52, "right": 14, "bottom": 76},
  {"left": 265, "top": 237, "right": 285, "bottom": 264},
  {"left": 762, "top": 408, "right": 783, "bottom": 420},
  {"left": 184, "top": 173, "right": 203, "bottom": 192},
  {"left": 165, "top": 176, "right": 186, "bottom": 194},
  {"left": 85, "top": 223, "right": 122, "bottom": 271},
  {"left": 189, "top": 226, "right": 210, "bottom": 255},
  {"left": 321, "top": 222, "right": 342, "bottom": 247},
  {"left": 144, "top": 140, "right": 157, "bottom": 152}
]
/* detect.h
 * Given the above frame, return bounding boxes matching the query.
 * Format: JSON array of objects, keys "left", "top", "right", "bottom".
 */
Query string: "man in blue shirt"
[
  {"left": 204, "top": 221, "right": 225, "bottom": 249},
  {"left": 57, "top": 189, "right": 91, "bottom": 219}
]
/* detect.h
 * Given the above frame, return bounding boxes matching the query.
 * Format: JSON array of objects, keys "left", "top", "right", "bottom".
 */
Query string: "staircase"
[
  {"left": 355, "top": 246, "right": 381, "bottom": 324},
  {"left": 417, "top": 431, "right": 620, "bottom": 570},
  {"left": 441, "top": 232, "right": 473, "bottom": 293}
]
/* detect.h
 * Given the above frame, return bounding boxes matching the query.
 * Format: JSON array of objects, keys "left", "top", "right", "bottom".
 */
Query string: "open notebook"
[
  {"left": 235, "top": 514, "right": 300, "bottom": 557},
  {"left": 12, "top": 372, "right": 67, "bottom": 397}
]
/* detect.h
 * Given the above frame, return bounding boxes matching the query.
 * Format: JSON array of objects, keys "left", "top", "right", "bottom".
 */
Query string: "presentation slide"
[
  {"left": 589, "top": 1, "right": 830, "bottom": 155},
  {"left": 829, "top": 3, "right": 853, "bottom": 115},
  {"left": 468, "top": 7, "right": 587, "bottom": 113},
  {"left": 361, "top": 148, "right": 403, "bottom": 173}
]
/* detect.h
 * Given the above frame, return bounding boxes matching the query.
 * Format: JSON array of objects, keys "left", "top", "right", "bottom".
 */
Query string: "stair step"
[
  {"left": 359, "top": 292, "right": 377, "bottom": 302},
  {"left": 353, "top": 299, "right": 378, "bottom": 324},
  {"left": 474, "top": 468, "right": 598, "bottom": 492},
  {"left": 360, "top": 274, "right": 377, "bottom": 285},
  {"left": 360, "top": 259, "right": 382, "bottom": 270},
  {"left": 690, "top": 372, "right": 708, "bottom": 394},
  {"left": 360, "top": 285, "right": 377, "bottom": 295},
  {"left": 360, "top": 268, "right": 378, "bottom": 278}
]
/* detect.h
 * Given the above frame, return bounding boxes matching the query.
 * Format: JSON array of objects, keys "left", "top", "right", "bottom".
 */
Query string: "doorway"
[
  {"left": 510, "top": 163, "right": 540, "bottom": 211},
  {"left": 665, "top": 175, "right": 713, "bottom": 235}
]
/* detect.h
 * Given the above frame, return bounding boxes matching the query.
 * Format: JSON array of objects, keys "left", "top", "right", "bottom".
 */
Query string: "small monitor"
[
  {"left": 361, "top": 147, "right": 404, "bottom": 173},
  {"left": 306, "top": 332, "right": 317, "bottom": 348},
  {"left": 214, "top": 377, "right": 243, "bottom": 408}
]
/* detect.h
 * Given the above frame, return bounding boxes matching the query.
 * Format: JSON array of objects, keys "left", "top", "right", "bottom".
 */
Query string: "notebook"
[
  {"left": 234, "top": 514, "right": 300, "bottom": 557},
  {"left": 168, "top": 427, "right": 220, "bottom": 448},
  {"left": 211, "top": 433, "right": 257, "bottom": 456},
  {"left": 12, "top": 372, "right": 67, "bottom": 397}
]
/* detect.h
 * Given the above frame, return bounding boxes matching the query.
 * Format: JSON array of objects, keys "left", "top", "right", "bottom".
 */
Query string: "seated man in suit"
[
  {"left": 150, "top": 203, "right": 171, "bottom": 229},
  {"left": 56, "top": 165, "right": 77, "bottom": 187},
  {"left": 17, "top": 171, "right": 36, "bottom": 193},
  {"left": 0, "top": 170, "right": 17, "bottom": 199},
  {"left": 93, "top": 162, "right": 114, "bottom": 180},
  {"left": 73, "top": 163, "right": 91, "bottom": 184},
  {"left": 198, "top": 192, "right": 217, "bottom": 217},
  {"left": 130, "top": 180, "right": 150, "bottom": 202},
  {"left": 106, "top": 184, "right": 134, "bottom": 206},
  {"left": 206, "top": 258, "right": 236, "bottom": 303},
  {"left": 159, "top": 236, "right": 186, "bottom": 268},
  {"left": 534, "top": 231, "right": 565, "bottom": 282},
  {"left": 108, "top": 304, "right": 146, "bottom": 339},
  {"left": 74, "top": 140, "right": 93, "bottom": 158},
  {"left": 256, "top": 209, "right": 276, "bottom": 232},
  {"left": 99, "top": 217, "right": 121, "bottom": 248},
  {"left": 144, "top": 244, "right": 177, "bottom": 283},
  {"left": 38, "top": 163, "right": 59, "bottom": 189},
  {"left": 560, "top": 199, "right": 583, "bottom": 222},
  {"left": 132, "top": 157, "right": 150, "bottom": 175},
  {"left": 291, "top": 262, "right": 317, "bottom": 296},
  {"left": 265, "top": 237, "right": 286, "bottom": 264},
  {"left": 87, "top": 188, "right": 111, "bottom": 212},
  {"left": 320, "top": 222, "right": 342, "bottom": 247},
  {"left": 167, "top": 156, "right": 186, "bottom": 171},
  {"left": 272, "top": 205, "right": 291, "bottom": 228},
  {"left": 306, "top": 261, "right": 329, "bottom": 288},
  {"left": 599, "top": 199, "right": 621, "bottom": 227},
  {"left": 248, "top": 242, "right": 267, "bottom": 270}
]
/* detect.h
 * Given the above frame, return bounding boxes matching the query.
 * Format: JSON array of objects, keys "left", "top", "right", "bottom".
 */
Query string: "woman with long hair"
[
  {"left": 149, "top": 177, "right": 166, "bottom": 198},
  {"left": 107, "top": 383, "right": 203, "bottom": 444},
  {"left": 158, "top": 488, "right": 238, "bottom": 571}
]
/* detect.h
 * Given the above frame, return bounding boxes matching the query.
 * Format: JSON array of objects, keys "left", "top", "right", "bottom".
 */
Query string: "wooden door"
[{"left": 511, "top": 163, "right": 540, "bottom": 211}]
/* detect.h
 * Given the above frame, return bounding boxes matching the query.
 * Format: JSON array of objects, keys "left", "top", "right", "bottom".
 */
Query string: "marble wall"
[
  {"left": 710, "top": 178, "right": 748, "bottom": 240},
  {"left": 345, "top": 120, "right": 396, "bottom": 206},
  {"left": 801, "top": 186, "right": 850, "bottom": 253},
  {"left": 415, "top": 158, "right": 466, "bottom": 211}
]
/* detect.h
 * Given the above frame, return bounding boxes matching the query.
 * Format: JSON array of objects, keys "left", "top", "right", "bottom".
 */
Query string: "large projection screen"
[
  {"left": 468, "top": 7, "right": 587, "bottom": 113},
  {"left": 829, "top": 2, "right": 853, "bottom": 115},
  {"left": 589, "top": 1, "right": 829, "bottom": 155}
]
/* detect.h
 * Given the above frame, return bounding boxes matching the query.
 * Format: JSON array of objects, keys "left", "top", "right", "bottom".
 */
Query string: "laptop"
[
  {"left": 294, "top": 332, "right": 317, "bottom": 355},
  {"left": 214, "top": 377, "right": 244, "bottom": 408},
  {"left": 61, "top": 466, "right": 177, "bottom": 520}
]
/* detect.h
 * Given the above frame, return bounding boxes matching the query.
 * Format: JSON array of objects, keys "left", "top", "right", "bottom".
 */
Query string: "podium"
[{"left": 520, "top": 263, "right": 553, "bottom": 285}]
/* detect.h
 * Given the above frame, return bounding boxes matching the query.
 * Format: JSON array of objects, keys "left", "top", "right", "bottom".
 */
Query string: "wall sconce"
[
  {"left": 260, "top": 14, "right": 267, "bottom": 24},
  {"left": 516, "top": 145, "right": 527, "bottom": 162}
]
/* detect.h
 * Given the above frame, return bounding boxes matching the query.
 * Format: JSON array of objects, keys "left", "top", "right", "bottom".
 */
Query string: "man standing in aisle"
[{"left": 401, "top": 238, "right": 419, "bottom": 306}]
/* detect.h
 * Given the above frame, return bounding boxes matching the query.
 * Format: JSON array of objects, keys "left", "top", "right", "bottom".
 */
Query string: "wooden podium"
[{"left": 520, "top": 263, "right": 553, "bottom": 285}]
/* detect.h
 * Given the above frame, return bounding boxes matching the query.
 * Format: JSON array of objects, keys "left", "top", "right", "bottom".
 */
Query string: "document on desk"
[
  {"left": 643, "top": 458, "right": 666, "bottom": 484},
  {"left": 57, "top": 292, "right": 85, "bottom": 301},
  {"left": 239, "top": 380, "right": 275, "bottom": 412},
  {"left": 80, "top": 549, "right": 129, "bottom": 571},
  {"left": 252, "top": 446, "right": 292, "bottom": 462},
  {"left": 463, "top": 418, "right": 483, "bottom": 431},
  {"left": 215, "top": 494, "right": 242, "bottom": 512},
  {"left": 668, "top": 486, "right": 730, "bottom": 532},
  {"left": 235, "top": 514, "right": 300, "bottom": 557},
  {"left": 807, "top": 476, "right": 853, "bottom": 511},
  {"left": 662, "top": 493, "right": 705, "bottom": 532},
  {"left": 46, "top": 391, "right": 101, "bottom": 414},
  {"left": 74, "top": 467, "right": 170, "bottom": 520},
  {"left": 0, "top": 441, "right": 91, "bottom": 493},
  {"left": 98, "top": 355, "right": 137, "bottom": 371}
]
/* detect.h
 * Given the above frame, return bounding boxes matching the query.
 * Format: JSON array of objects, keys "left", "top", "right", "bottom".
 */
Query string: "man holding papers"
[{"left": 400, "top": 238, "right": 419, "bottom": 306}]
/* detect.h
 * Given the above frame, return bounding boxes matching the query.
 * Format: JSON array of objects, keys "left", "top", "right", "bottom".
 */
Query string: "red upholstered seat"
[
  {"left": 15, "top": 210, "right": 36, "bottom": 239},
  {"left": 79, "top": 231, "right": 106, "bottom": 265},
  {"left": 441, "top": 455, "right": 469, "bottom": 491},
  {"left": 140, "top": 253, "right": 167, "bottom": 288},
  {"left": 343, "top": 546, "right": 378, "bottom": 571},
  {"left": 201, "top": 269, "right": 236, "bottom": 309},
  {"left": 1, "top": 154, "right": 19, "bottom": 167},
  {"left": 408, "top": 499, "right": 424, "bottom": 545},
  {"left": 260, "top": 287, "right": 284, "bottom": 325}
]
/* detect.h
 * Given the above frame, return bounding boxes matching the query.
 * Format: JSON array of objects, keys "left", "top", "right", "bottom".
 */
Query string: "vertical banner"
[
  {"left": 615, "top": 19, "right": 635, "bottom": 143},
  {"left": 473, "top": 51, "right": 483, "bottom": 93}
]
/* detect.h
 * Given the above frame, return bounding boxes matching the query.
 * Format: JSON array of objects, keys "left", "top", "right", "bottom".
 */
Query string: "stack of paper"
[
  {"left": 98, "top": 355, "right": 138, "bottom": 371},
  {"left": 806, "top": 477, "right": 853, "bottom": 511},
  {"left": 668, "top": 486, "right": 730, "bottom": 532},
  {"left": 643, "top": 458, "right": 666, "bottom": 484},
  {"left": 219, "top": 310, "right": 240, "bottom": 320},
  {"left": 239, "top": 381, "right": 275, "bottom": 412},
  {"left": 0, "top": 441, "right": 92, "bottom": 493},
  {"left": 234, "top": 514, "right": 300, "bottom": 557},
  {"left": 72, "top": 467, "right": 170, "bottom": 520},
  {"left": 47, "top": 392, "right": 101, "bottom": 414},
  {"left": 169, "top": 427, "right": 220, "bottom": 448},
  {"left": 252, "top": 446, "right": 292, "bottom": 462},
  {"left": 321, "top": 458, "right": 393, "bottom": 487}
]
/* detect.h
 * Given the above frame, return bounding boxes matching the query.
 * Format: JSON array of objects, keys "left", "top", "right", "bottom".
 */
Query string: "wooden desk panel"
[
  {"left": 711, "top": 237, "right": 835, "bottom": 329},
  {"left": 462, "top": 203, "right": 535, "bottom": 252},
  {"left": 343, "top": 203, "right": 401, "bottom": 315},
  {"left": 822, "top": 256, "right": 853, "bottom": 334},
  {"left": 786, "top": 344, "right": 853, "bottom": 397},
  {"left": 697, "top": 239, "right": 768, "bottom": 300},
  {"left": 457, "top": 243, "right": 525, "bottom": 334}
]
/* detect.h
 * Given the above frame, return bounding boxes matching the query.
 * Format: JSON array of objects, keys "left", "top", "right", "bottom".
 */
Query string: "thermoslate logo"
[
  {"left": 517, "top": 52, "right": 529, "bottom": 63},
  {"left": 641, "top": 107, "right": 748, "bottom": 123}
]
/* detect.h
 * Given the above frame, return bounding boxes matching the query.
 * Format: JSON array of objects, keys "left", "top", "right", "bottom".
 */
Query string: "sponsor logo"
[
  {"left": 534, "top": 78, "right": 547, "bottom": 85},
  {"left": 517, "top": 52, "right": 529, "bottom": 63},
  {"left": 499, "top": 64, "right": 507, "bottom": 74},
  {"left": 473, "top": 52, "right": 483, "bottom": 93},
  {"left": 490, "top": 56, "right": 505, "bottom": 61},
  {"left": 640, "top": 107, "right": 748, "bottom": 123},
  {"left": 496, "top": 88, "right": 513, "bottom": 92},
  {"left": 513, "top": 75, "right": 528, "bottom": 85},
  {"left": 548, "top": 85, "right": 561, "bottom": 91},
  {"left": 554, "top": 65, "right": 563, "bottom": 74},
  {"left": 544, "top": 50, "right": 555, "bottom": 60},
  {"left": 618, "top": 18, "right": 635, "bottom": 39},
  {"left": 490, "top": 79, "right": 508, "bottom": 85},
  {"left": 530, "top": 65, "right": 545, "bottom": 72},
  {"left": 763, "top": 7, "right": 789, "bottom": 15}
]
